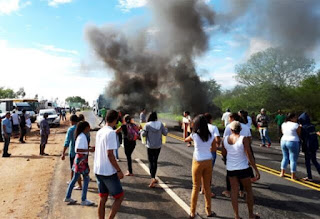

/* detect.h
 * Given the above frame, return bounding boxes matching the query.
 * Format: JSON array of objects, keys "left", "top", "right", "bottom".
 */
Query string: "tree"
[
  {"left": 0, "top": 87, "right": 16, "bottom": 99},
  {"left": 16, "top": 87, "right": 26, "bottom": 98},
  {"left": 65, "top": 96, "right": 87, "bottom": 106},
  {"left": 202, "top": 79, "right": 221, "bottom": 101},
  {"left": 235, "top": 47, "right": 315, "bottom": 87}
]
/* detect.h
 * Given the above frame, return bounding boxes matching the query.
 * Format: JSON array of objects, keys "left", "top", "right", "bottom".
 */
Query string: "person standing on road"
[
  {"left": 78, "top": 114, "right": 91, "bottom": 144},
  {"left": 122, "top": 114, "right": 139, "bottom": 176},
  {"left": 0, "top": 116, "right": 3, "bottom": 142},
  {"left": 40, "top": 113, "right": 50, "bottom": 156},
  {"left": 222, "top": 121, "right": 260, "bottom": 219},
  {"left": 221, "top": 108, "right": 231, "bottom": 127},
  {"left": 279, "top": 113, "right": 301, "bottom": 180},
  {"left": 2, "top": 112, "right": 12, "bottom": 157},
  {"left": 61, "top": 108, "right": 66, "bottom": 121},
  {"left": 182, "top": 111, "right": 192, "bottom": 147},
  {"left": 275, "top": 110, "right": 286, "bottom": 142},
  {"left": 140, "top": 108, "right": 147, "bottom": 123},
  {"left": 99, "top": 107, "right": 107, "bottom": 126},
  {"left": 256, "top": 108, "right": 272, "bottom": 147},
  {"left": 185, "top": 115, "right": 217, "bottom": 218},
  {"left": 11, "top": 110, "right": 20, "bottom": 137},
  {"left": 202, "top": 113, "right": 221, "bottom": 198},
  {"left": 19, "top": 109, "right": 27, "bottom": 143},
  {"left": 61, "top": 114, "right": 82, "bottom": 190},
  {"left": 94, "top": 110, "right": 124, "bottom": 219},
  {"left": 64, "top": 121, "right": 95, "bottom": 206},
  {"left": 142, "top": 111, "right": 168, "bottom": 188},
  {"left": 298, "top": 112, "right": 320, "bottom": 181}
]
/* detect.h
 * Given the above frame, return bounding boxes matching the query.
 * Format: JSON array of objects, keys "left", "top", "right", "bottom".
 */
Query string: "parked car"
[
  {"left": 37, "top": 109, "right": 60, "bottom": 127},
  {"left": 15, "top": 102, "right": 37, "bottom": 123}
]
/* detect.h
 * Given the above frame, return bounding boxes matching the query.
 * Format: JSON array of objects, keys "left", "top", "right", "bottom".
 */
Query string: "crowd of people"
[{"left": 2, "top": 105, "right": 320, "bottom": 219}]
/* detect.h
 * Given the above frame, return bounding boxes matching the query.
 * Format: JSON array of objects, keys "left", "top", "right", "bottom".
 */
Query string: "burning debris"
[{"left": 85, "top": 0, "right": 216, "bottom": 114}]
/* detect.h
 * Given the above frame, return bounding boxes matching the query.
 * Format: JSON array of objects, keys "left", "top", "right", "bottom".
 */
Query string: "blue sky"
[{"left": 0, "top": 0, "right": 300, "bottom": 105}]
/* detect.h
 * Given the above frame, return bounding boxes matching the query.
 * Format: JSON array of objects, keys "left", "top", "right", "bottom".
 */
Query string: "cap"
[
  {"left": 261, "top": 108, "right": 266, "bottom": 112},
  {"left": 230, "top": 121, "right": 241, "bottom": 131}
]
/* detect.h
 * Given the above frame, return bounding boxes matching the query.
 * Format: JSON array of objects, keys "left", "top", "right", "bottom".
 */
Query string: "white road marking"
[{"left": 135, "top": 158, "right": 201, "bottom": 218}]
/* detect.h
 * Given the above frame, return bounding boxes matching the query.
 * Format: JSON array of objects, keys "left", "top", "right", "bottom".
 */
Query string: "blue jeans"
[
  {"left": 259, "top": 128, "right": 271, "bottom": 145},
  {"left": 66, "top": 172, "right": 90, "bottom": 201},
  {"left": 281, "top": 140, "right": 300, "bottom": 172},
  {"left": 211, "top": 151, "right": 217, "bottom": 168}
]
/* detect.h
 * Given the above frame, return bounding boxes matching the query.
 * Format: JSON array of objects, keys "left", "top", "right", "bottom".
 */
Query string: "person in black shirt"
[{"left": 19, "top": 110, "right": 27, "bottom": 143}]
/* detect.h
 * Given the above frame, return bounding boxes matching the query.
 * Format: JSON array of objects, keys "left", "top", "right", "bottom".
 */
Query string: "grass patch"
[{"left": 158, "top": 113, "right": 183, "bottom": 122}]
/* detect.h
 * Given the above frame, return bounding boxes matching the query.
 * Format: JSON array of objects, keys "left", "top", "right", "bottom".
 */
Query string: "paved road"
[{"left": 46, "top": 111, "right": 320, "bottom": 219}]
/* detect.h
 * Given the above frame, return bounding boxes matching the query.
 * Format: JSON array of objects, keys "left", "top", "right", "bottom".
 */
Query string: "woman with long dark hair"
[
  {"left": 185, "top": 115, "right": 216, "bottom": 218},
  {"left": 141, "top": 112, "right": 168, "bottom": 188},
  {"left": 64, "top": 121, "right": 95, "bottom": 206},
  {"left": 122, "top": 114, "right": 139, "bottom": 176}
]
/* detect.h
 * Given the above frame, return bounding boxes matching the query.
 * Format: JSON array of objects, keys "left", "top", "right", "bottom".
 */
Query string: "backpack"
[
  {"left": 301, "top": 124, "right": 319, "bottom": 152},
  {"left": 126, "top": 123, "right": 140, "bottom": 141}
]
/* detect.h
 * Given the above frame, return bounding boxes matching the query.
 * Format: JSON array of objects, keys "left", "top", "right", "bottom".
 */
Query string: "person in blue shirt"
[
  {"left": 2, "top": 112, "right": 12, "bottom": 157},
  {"left": 61, "top": 115, "right": 82, "bottom": 189}
]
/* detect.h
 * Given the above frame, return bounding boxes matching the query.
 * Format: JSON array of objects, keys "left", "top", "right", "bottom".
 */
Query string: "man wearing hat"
[
  {"left": 256, "top": 108, "right": 271, "bottom": 147},
  {"left": 2, "top": 112, "right": 12, "bottom": 157}
]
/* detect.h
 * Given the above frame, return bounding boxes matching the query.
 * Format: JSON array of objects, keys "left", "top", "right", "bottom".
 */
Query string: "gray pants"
[{"left": 2, "top": 134, "right": 11, "bottom": 156}]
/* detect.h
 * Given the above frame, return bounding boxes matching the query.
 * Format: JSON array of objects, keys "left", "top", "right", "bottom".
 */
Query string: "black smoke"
[{"left": 85, "top": 0, "right": 216, "bottom": 114}]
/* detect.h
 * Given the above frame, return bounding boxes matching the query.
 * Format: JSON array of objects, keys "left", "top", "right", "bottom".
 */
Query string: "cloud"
[
  {"left": 48, "top": 0, "right": 73, "bottom": 7},
  {"left": 0, "top": 39, "right": 108, "bottom": 104},
  {"left": 245, "top": 37, "right": 272, "bottom": 59},
  {"left": 35, "top": 43, "right": 79, "bottom": 55},
  {"left": 118, "top": 0, "right": 147, "bottom": 12},
  {"left": 0, "top": 0, "right": 31, "bottom": 15}
]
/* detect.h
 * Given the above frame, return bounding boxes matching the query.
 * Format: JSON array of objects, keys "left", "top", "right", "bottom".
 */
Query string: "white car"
[{"left": 37, "top": 109, "right": 60, "bottom": 127}]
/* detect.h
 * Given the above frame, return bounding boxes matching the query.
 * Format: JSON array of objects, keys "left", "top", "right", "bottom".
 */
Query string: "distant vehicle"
[
  {"left": 76, "top": 107, "right": 81, "bottom": 112},
  {"left": 0, "top": 99, "right": 37, "bottom": 122},
  {"left": 36, "top": 109, "right": 60, "bottom": 127},
  {"left": 14, "top": 102, "right": 37, "bottom": 123},
  {"left": 13, "top": 99, "right": 39, "bottom": 113}
]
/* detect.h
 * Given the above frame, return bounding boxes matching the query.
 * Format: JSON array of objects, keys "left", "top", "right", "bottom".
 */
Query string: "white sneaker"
[
  {"left": 81, "top": 199, "right": 94, "bottom": 206},
  {"left": 64, "top": 198, "right": 77, "bottom": 204}
]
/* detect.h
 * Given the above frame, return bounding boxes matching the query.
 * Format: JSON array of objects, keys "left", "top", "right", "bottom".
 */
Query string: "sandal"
[
  {"left": 302, "top": 177, "right": 313, "bottom": 182},
  {"left": 207, "top": 212, "right": 216, "bottom": 217},
  {"left": 222, "top": 190, "right": 230, "bottom": 198}
]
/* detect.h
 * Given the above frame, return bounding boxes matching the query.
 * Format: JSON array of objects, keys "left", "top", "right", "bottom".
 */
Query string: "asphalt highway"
[{"left": 49, "top": 111, "right": 320, "bottom": 219}]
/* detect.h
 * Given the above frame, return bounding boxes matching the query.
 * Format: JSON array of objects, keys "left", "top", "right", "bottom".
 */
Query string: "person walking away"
[
  {"left": 223, "top": 113, "right": 251, "bottom": 198},
  {"left": 221, "top": 108, "right": 231, "bottom": 127},
  {"left": 115, "top": 112, "right": 123, "bottom": 161},
  {"left": 25, "top": 114, "right": 32, "bottom": 141},
  {"left": 182, "top": 111, "right": 192, "bottom": 147},
  {"left": 122, "top": 114, "right": 139, "bottom": 176},
  {"left": 279, "top": 113, "right": 301, "bottom": 180},
  {"left": 99, "top": 107, "right": 107, "bottom": 126},
  {"left": 275, "top": 110, "right": 286, "bottom": 142},
  {"left": 61, "top": 115, "right": 82, "bottom": 189},
  {"left": 64, "top": 121, "right": 95, "bottom": 206},
  {"left": 94, "top": 110, "right": 124, "bottom": 219},
  {"left": 222, "top": 121, "right": 260, "bottom": 219},
  {"left": 203, "top": 113, "right": 220, "bottom": 198},
  {"left": 19, "top": 109, "right": 27, "bottom": 143},
  {"left": 11, "top": 110, "right": 20, "bottom": 138},
  {"left": 140, "top": 108, "right": 147, "bottom": 123},
  {"left": 61, "top": 108, "right": 66, "bottom": 121},
  {"left": 40, "top": 113, "right": 50, "bottom": 155},
  {"left": 256, "top": 108, "right": 271, "bottom": 147},
  {"left": 2, "top": 112, "right": 12, "bottom": 157},
  {"left": 142, "top": 112, "right": 168, "bottom": 188},
  {"left": 184, "top": 115, "right": 217, "bottom": 218},
  {"left": 298, "top": 112, "right": 320, "bottom": 181}
]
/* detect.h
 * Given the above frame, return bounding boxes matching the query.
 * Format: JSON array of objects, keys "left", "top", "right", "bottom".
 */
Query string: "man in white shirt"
[
  {"left": 94, "top": 110, "right": 124, "bottom": 219},
  {"left": 11, "top": 110, "right": 20, "bottom": 137},
  {"left": 221, "top": 109, "right": 231, "bottom": 127}
]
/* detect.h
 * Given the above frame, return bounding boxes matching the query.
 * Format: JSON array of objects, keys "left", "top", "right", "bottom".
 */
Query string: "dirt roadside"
[{"left": 0, "top": 117, "right": 69, "bottom": 219}]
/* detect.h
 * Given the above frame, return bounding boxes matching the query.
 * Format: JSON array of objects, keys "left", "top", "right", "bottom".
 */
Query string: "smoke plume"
[
  {"left": 216, "top": 0, "right": 320, "bottom": 52},
  {"left": 85, "top": 0, "right": 215, "bottom": 114}
]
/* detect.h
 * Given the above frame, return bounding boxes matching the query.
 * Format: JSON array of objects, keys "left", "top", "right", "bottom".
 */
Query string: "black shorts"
[{"left": 227, "top": 167, "right": 252, "bottom": 179}]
